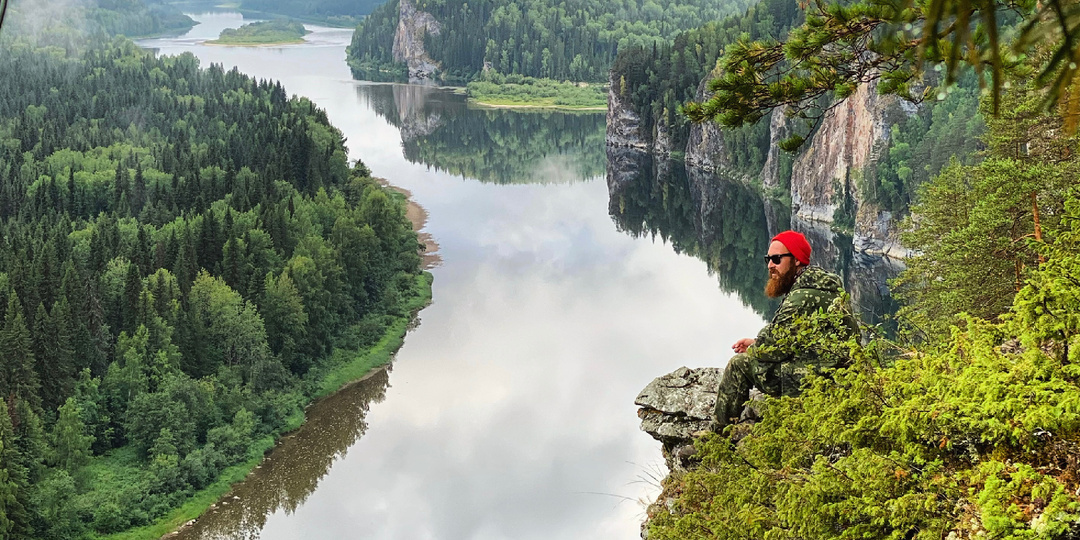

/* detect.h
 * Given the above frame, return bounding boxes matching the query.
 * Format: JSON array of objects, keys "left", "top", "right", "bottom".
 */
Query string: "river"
[{"left": 138, "top": 12, "right": 898, "bottom": 540}]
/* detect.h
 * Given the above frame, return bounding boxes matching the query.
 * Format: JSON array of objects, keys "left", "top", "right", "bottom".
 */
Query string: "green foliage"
[
  {"left": 466, "top": 75, "right": 606, "bottom": 109},
  {"left": 207, "top": 20, "right": 311, "bottom": 45},
  {"left": 894, "top": 73, "right": 1079, "bottom": 335},
  {"left": 868, "top": 81, "right": 985, "bottom": 214},
  {"left": 649, "top": 304, "right": 1080, "bottom": 537},
  {"left": 4, "top": 0, "right": 194, "bottom": 46},
  {"left": 347, "top": 0, "right": 755, "bottom": 83},
  {"left": 239, "top": 0, "right": 383, "bottom": 25},
  {"left": 680, "top": 0, "right": 1080, "bottom": 147}
]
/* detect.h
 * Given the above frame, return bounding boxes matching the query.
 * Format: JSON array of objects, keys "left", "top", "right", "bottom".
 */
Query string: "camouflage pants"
[{"left": 712, "top": 353, "right": 784, "bottom": 429}]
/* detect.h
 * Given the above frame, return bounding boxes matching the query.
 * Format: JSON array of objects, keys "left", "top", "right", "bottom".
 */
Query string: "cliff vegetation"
[
  {"left": 466, "top": 73, "right": 606, "bottom": 109},
  {"left": 234, "top": 0, "right": 385, "bottom": 27}
]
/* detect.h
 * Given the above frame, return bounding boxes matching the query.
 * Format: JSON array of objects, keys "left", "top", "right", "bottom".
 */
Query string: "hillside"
[
  {"left": 236, "top": 0, "right": 386, "bottom": 26},
  {"left": 346, "top": 0, "right": 757, "bottom": 83},
  {"left": 0, "top": 4, "right": 430, "bottom": 537}
]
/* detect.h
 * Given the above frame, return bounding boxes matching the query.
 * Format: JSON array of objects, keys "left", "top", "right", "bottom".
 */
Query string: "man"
[{"left": 713, "top": 230, "right": 858, "bottom": 429}]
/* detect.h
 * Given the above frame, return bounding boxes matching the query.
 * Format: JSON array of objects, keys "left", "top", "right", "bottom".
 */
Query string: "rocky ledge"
[{"left": 635, "top": 366, "right": 763, "bottom": 471}]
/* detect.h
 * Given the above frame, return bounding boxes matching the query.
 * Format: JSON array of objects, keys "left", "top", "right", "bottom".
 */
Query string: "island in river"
[
  {"left": 465, "top": 76, "right": 608, "bottom": 110},
  {"left": 206, "top": 20, "right": 310, "bottom": 45}
]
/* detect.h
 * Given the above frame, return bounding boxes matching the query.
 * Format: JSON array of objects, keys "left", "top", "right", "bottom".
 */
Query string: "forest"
[
  {"left": 346, "top": 0, "right": 757, "bottom": 83},
  {"left": 236, "top": 0, "right": 387, "bottom": 26},
  {"left": 0, "top": 12, "right": 428, "bottom": 539}
]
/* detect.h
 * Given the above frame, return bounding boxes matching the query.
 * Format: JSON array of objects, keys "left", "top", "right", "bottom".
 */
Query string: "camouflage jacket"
[{"left": 748, "top": 265, "right": 859, "bottom": 395}]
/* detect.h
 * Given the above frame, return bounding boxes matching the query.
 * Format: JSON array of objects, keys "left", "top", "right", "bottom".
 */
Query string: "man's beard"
[{"left": 765, "top": 266, "right": 798, "bottom": 298}]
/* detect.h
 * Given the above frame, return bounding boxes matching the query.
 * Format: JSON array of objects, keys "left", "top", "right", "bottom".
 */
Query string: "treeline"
[
  {"left": 0, "top": 38, "right": 425, "bottom": 538},
  {"left": 347, "top": 0, "right": 756, "bottom": 83},
  {"left": 646, "top": 68, "right": 1080, "bottom": 539},
  {"left": 239, "top": 0, "right": 386, "bottom": 25}
]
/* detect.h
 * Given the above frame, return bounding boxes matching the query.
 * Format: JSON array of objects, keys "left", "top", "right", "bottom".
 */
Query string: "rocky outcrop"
[
  {"left": 392, "top": 0, "right": 441, "bottom": 81},
  {"left": 653, "top": 115, "right": 674, "bottom": 158},
  {"left": 759, "top": 106, "right": 791, "bottom": 191},
  {"left": 635, "top": 367, "right": 721, "bottom": 471},
  {"left": 636, "top": 366, "right": 764, "bottom": 472},
  {"left": 788, "top": 81, "right": 916, "bottom": 255},
  {"left": 685, "top": 64, "right": 733, "bottom": 173},
  {"left": 606, "top": 85, "right": 650, "bottom": 151}
]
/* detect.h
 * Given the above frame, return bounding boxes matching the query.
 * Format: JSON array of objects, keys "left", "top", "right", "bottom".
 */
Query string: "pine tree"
[{"left": 0, "top": 292, "right": 40, "bottom": 410}]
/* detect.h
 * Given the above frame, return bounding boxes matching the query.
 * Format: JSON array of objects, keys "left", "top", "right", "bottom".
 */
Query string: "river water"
[{"left": 139, "top": 12, "right": 898, "bottom": 540}]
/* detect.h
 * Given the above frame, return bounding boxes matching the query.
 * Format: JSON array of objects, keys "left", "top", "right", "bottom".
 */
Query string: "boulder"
[{"left": 636, "top": 366, "right": 764, "bottom": 471}]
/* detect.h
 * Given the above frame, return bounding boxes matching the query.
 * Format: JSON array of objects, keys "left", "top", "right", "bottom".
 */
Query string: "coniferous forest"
[
  {"left": 346, "top": 0, "right": 758, "bottom": 83},
  {"left": 0, "top": 12, "right": 427, "bottom": 538}
]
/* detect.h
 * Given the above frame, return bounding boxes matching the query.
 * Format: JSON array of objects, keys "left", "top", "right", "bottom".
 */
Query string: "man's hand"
[{"left": 731, "top": 338, "right": 755, "bottom": 354}]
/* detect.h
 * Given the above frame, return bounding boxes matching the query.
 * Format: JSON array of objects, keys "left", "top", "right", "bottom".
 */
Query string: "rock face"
[
  {"left": 635, "top": 366, "right": 764, "bottom": 472},
  {"left": 606, "top": 84, "right": 650, "bottom": 151},
  {"left": 788, "top": 81, "right": 915, "bottom": 254},
  {"left": 392, "top": 0, "right": 441, "bottom": 81},
  {"left": 791, "top": 82, "right": 891, "bottom": 223},
  {"left": 759, "top": 106, "right": 791, "bottom": 191},
  {"left": 635, "top": 366, "right": 721, "bottom": 470},
  {"left": 685, "top": 64, "right": 732, "bottom": 173}
]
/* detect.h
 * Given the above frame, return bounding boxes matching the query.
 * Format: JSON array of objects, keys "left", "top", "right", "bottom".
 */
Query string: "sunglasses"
[{"left": 763, "top": 253, "right": 795, "bottom": 265}]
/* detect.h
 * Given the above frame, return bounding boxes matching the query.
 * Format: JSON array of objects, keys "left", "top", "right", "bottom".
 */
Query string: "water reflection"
[
  {"left": 176, "top": 368, "right": 391, "bottom": 540},
  {"left": 607, "top": 148, "right": 901, "bottom": 326},
  {"left": 354, "top": 84, "right": 606, "bottom": 184}
]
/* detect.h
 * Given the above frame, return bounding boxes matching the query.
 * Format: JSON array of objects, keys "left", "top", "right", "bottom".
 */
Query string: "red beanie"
[{"left": 772, "top": 230, "right": 811, "bottom": 265}]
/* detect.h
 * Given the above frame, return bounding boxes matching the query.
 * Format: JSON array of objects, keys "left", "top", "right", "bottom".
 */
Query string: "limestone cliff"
[
  {"left": 789, "top": 81, "right": 914, "bottom": 256},
  {"left": 685, "top": 64, "right": 733, "bottom": 173},
  {"left": 606, "top": 69, "right": 915, "bottom": 256},
  {"left": 759, "top": 106, "right": 791, "bottom": 191},
  {"left": 392, "top": 0, "right": 441, "bottom": 81},
  {"left": 606, "top": 85, "right": 650, "bottom": 151}
]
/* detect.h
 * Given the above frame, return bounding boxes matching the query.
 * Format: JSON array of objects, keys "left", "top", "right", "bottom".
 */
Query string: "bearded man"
[{"left": 712, "top": 230, "right": 859, "bottom": 430}]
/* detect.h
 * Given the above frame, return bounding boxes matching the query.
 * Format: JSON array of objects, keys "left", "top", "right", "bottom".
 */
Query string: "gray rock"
[
  {"left": 392, "top": 0, "right": 441, "bottom": 81},
  {"left": 635, "top": 366, "right": 721, "bottom": 472},
  {"left": 606, "top": 84, "right": 650, "bottom": 150}
]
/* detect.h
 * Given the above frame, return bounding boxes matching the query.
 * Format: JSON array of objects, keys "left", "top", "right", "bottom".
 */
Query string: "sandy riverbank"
[{"left": 376, "top": 178, "right": 442, "bottom": 270}]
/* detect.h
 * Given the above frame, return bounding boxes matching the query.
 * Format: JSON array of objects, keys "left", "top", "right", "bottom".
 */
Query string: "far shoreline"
[
  {"left": 468, "top": 99, "right": 607, "bottom": 112},
  {"left": 202, "top": 38, "right": 306, "bottom": 47}
]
